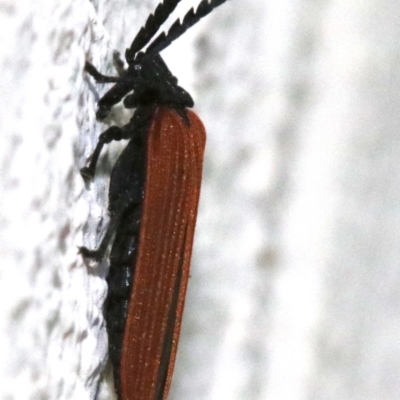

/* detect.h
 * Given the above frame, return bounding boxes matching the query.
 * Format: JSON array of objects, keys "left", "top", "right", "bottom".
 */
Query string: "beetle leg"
[
  {"left": 79, "top": 201, "right": 127, "bottom": 261},
  {"left": 81, "top": 106, "right": 154, "bottom": 181},
  {"left": 80, "top": 125, "right": 123, "bottom": 180},
  {"left": 112, "top": 51, "right": 127, "bottom": 76},
  {"left": 85, "top": 61, "right": 121, "bottom": 83}
]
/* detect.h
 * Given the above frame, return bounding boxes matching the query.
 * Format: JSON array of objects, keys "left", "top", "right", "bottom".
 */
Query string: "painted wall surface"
[{"left": 1, "top": 1, "right": 400, "bottom": 399}]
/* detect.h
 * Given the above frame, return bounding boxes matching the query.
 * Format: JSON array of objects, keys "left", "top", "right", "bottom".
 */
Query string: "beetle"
[{"left": 79, "top": 0, "right": 229, "bottom": 399}]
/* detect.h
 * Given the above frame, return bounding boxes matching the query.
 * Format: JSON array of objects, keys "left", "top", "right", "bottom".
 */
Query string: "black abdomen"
[
  {"left": 105, "top": 205, "right": 142, "bottom": 394},
  {"left": 105, "top": 127, "right": 147, "bottom": 396}
]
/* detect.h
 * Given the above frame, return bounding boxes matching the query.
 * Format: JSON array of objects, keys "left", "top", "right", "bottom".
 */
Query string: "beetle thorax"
[{"left": 123, "top": 54, "right": 194, "bottom": 109}]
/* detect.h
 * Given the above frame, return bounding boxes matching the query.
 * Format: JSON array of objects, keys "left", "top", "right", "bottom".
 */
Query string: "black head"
[{"left": 95, "top": 0, "right": 230, "bottom": 119}]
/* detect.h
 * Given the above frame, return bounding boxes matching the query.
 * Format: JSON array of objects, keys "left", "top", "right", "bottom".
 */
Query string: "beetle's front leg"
[
  {"left": 85, "top": 60, "right": 130, "bottom": 119},
  {"left": 85, "top": 61, "right": 121, "bottom": 83},
  {"left": 112, "top": 51, "right": 127, "bottom": 76}
]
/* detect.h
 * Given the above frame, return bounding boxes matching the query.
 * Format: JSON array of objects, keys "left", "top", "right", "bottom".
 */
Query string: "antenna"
[
  {"left": 144, "top": 0, "right": 229, "bottom": 56},
  {"left": 126, "top": 0, "right": 183, "bottom": 63}
]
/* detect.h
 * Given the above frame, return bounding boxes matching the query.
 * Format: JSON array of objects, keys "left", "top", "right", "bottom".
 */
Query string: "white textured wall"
[
  {"left": 0, "top": 0, "right": 155, "bottom": 398},
  {"left": 1, "top": 1, "right": 400, "bottom": 400}
]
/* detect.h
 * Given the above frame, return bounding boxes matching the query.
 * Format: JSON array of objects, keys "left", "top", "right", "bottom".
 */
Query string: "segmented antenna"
[
  {"left": 126, "top": 0, "right": 183, "bottom": 62},
  {"left": 144, "top": 0, "right": 229, "bottom": 56}
]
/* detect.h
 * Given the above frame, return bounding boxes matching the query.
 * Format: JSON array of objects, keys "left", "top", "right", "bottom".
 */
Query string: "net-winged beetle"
[{"left": 79, "top": 1, "right": 230, "bottom": 399}]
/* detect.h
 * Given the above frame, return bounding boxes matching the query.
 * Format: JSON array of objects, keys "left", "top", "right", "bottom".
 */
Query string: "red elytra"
[{"left": 120, "top": 107, "right": 206, "bottom": 400}]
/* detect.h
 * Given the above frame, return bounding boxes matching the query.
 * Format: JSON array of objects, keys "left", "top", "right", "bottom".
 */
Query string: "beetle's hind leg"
[{"left": 79, "top": 200, "right": 127, "bottom": 261}]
